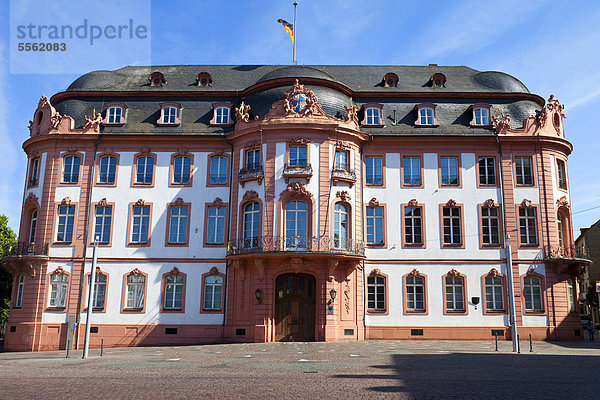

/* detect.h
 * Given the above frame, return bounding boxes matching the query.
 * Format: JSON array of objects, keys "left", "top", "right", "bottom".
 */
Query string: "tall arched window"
[
  {"left": 334, "top": 203, "right": 349, "bottom": 249},
  {"left": 243, "top": 202, "right": 260, "bottom": 248},
  {"left": 29, "top": 209, "right": 38, "bottom": 245},
  {"left": 557, "top": 212, "right": 564, "bottom": 249},
  {"left": 285, "top": 201, "right": 307, "bottom": 249}
]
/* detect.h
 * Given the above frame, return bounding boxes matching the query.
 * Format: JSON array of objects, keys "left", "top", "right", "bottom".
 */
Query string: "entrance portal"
[{"left": 275, "top": 273, "right": 316, "bottom": 341}]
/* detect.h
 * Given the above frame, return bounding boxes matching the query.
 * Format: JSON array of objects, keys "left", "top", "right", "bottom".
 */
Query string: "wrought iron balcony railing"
[
  {"left": 283, "top": 164, "right": 313, "bottom": 178},
  {"left": 3, "top": 242, "right": 49, "bottom": 258},
  {"left": 227, "top": 236, "right": 365, "bottom": 257},
  {"left": 238, "top": 166, "right": 264, "bottom": 180},
  {"left": 331, "top": 167, "right": 356, "bottom": 181},
  {"left": 544, "top": 244, "right": 590, "bottom": 260}
]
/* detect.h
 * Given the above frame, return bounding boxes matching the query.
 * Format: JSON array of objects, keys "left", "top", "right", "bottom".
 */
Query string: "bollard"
[
  {"left": 517, "top": 335, "right": 520, "bottom": 353},
  {"left": 529, "top": 334, "right": 533, "bottom": 352},
  {"left": 101, "top": 339, "right": 104, "bottom": 357},
  {"left": 495, "top": 335, "right": 498, "bottom": 352},
  {"left": 66, "top": 347, "right": 69, "bottom": 358}
]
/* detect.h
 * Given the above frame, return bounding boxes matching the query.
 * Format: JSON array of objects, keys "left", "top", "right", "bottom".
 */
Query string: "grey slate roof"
[{"left": 54, "top": 65, "right": 540, "bottom": 136}]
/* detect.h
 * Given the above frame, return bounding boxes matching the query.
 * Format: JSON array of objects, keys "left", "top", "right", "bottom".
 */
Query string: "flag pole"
[{"left": 293, "top": 1, "right": 297, "bottom": 65}]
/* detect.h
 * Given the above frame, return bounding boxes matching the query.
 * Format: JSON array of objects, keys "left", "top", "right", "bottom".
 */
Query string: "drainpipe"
[
  {"left": 495, "top": 131, "right": 518, "bottom": 352},
  {"left": 221, "top": 134, "right": 235, "bottom": 343},
  {"left": 359, "top": 134, "right": 372, "bottom": 340}
]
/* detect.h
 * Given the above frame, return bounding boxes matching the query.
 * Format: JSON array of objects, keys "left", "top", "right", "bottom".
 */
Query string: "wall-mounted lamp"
[
  {"left": 255, "top": 288, "right": 263, "bottom": 304},
  {"left": 328, "top": 289, "right": 337, "bottom": 304}
]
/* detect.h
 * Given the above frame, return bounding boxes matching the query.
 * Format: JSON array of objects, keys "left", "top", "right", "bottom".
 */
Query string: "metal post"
[
  {"left": 101, "top": 339, "right": 104, "bottom": 356},
  {"left": 529, "top": 333, "right": 533, "bottom": 352},
  {"left": 66, "top": 346, "right": 69, "bottom": 358},
  {"left": 495, "top": 335, "right": 498, "bottom": 352},
  {"left": 517, "top": 335, "right": 520, "bottom": 354},
  {"left": 505, "top": 235, "right": 519, "bottom": 352},
  {"left": 82, "top": 237, "right": 99, "bottom": 359},
  {"left": 293, "top": 2, "right": 297, "bottom": 65}
]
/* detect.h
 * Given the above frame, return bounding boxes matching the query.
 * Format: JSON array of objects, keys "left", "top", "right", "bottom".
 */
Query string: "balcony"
[
  {"left": 282, "top": 164, "right": 313, "bottom": 183},
  {"left": 544, "top": 244, "right": 590, "bottom": 261},
  {"left": 3, "top": 242, "right": 49, "bottom": 258},
  {"left": 3, "top": 242, "right": 49, "bottom": 276},
  {"left": 238, "top": 165, "right": 264, "bottom": 187},
  {"left": 227, "top": 236, "right": 365, "bottom": 257},
  {"left": 331, "top": 167, "right": 356, "bottom": 187}
]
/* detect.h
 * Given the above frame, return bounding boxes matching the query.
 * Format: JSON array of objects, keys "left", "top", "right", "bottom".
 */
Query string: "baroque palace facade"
[{"left": 3, "top": 65, "right": 590, "bottom": 351}]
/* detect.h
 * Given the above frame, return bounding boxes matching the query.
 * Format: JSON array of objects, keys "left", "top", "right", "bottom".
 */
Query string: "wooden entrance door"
[{"left": 275, "top": 274, "right": 316, "bottom": 341}]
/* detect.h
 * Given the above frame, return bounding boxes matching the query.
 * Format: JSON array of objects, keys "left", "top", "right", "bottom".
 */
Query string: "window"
[
  {"left": 515, "top": 156, "right": 533, "bottom": 185},
  {"left": 243, "top": 202, "right": 260, "bottom": 248},
  {"left": 162, "top": 106, "right": 177, "bottom": 124},
  {"left": 56, "top": 205, "right": 75, "bottom": 243},
  {"left": 94, "top": 204, "right": 112, "bottom": 244},
  {"left": 440, "top": 156, "right": 459, "bottom": 186},
  {"left": 285, "top": 201, "right": 308, "bottom": 249},
  {"left": 107, "top": 106, "right": 122, "bottom": 124},
  {"left": 135, "top": 155, "right": 154, "bottom": 185},
  {"left": 62, "top": 155, "right": 80, "bottom": 184},
  {"left": 209, "top": 156, "right": 228, "bottom": 185},
  {"left": 168, "top": 205, "right": 189, "bottom": 244},
  {"left": 203, "top": 275, "right": 224, "bottom": 311},
  {"left": 442, "top": 206, "right": 462, "bottom": 246},
  {"left": 523, "top": 275, "right": 543, "bottom": 312},
  {"left": 335, "top": 149, "right": 349, "bottom": 171},
  {"left": 445, "top": 275, "right": 465, "bottom": 312},
  {"left": 403, "top": 156, "right": 421, "bottom": 186},
  {"left": 206, "top": 206, "right": 225, "bottom": 245},
  {"left": 15, "top": 276, "right": 25, "bottom": 308},
  {"left": 29, "top": 210, "right": 37, "bottom": 244},
  {"left": 131, "top": 205, "right": 150, "bottom": 244},
  {"left": 333, "top": 203, "right": 349, "bottom": 249},
  {"left": 246, "top": 149, "right": 260, "bottom": 171},
  {"left": 419, "top": 107, "right": 434, "bottom": 125},
  {"left": 88, "top": 274, "right": 107, "bottom": 309},
  {"left": 215, "top": 107, "right": 230, "bottom": 125},
  {"left": 366, "top": 206, "right": 384, "bottom": 245},
  {"left": 172, "top": 156, "right": 191, "bottom": 185},
  {"left": 485, "top": 275, "right": 504, "bottom": 311},
  {"left": 481, "top": 207, "right": 500, "bottom": 246},
  {"left": 519, "top": 207, "right": 538, "bottom": 245},
  {"left": 98, "top": 155, "right": 117, "bottom": 184},
  {"left": 49, "top": 273, "right": 69, "bottom": 308},
  {"left": 404, "top": 206, "right": 423, "bottom": 245},
  {"left": 367, "top": 274, "right": 386, "bottom": 312},
  {"left": 365, "top": 107, "right": 381, "bottom": 125},
  {"left": 365, "top": 156, "right": 383, "bottom": 185},
  {"left": 557, "top": 159, "right": 567, "bottom": 190},
  {"left": 163, "top": 274, "right": 184, "bottom": 310},
  {"left": 405, "top": 274, "right": 425, "bottom": 312},
  {"left": 473, "top": 107, "right": 490, "bottom": 125},
  {"left": 28, "top": 158, "right": 40, "bottom": 187},
  {"left": 289, "top": 146, "right": 307, "bottom": 167},
  {"left": 478, "top": 157, "right": 496, "bottom": 185},
  {"left": 125, "top": 273, "right": 146, "bottom": 310},
  {"left": 567, "top": 279, "right": 576, "bottom": 313},
  {"left": 557, "top": 212, "right": 564, "bottom": 248}
]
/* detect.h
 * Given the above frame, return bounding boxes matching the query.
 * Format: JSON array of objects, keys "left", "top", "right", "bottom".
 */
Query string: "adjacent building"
[{"left": 2, "top": 65, "right": 590, "bottom": 351}]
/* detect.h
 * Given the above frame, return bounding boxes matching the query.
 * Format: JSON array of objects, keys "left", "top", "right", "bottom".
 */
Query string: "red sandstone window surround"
[
  {"left": 361, "top": 103, "right": 384, "bottom": 127},
  {"left": 46, "top": 267, "right": 70, "bottom": 311},
  {"left": 28, "top": 157, "right": 40, "bottom": 188},
  {"left": 366, "top": 269, "right": 388, "bottom": 314},
  {"left": 127, "top": 200, "right": 153, "bottom": 247},
  {"left": 166, "top": 199, "right": 191, "bottom": 247},
  {"left": 53, "top": 199, "right": 78, "bottom": 245},
  {"left": 442, "top": 270, "right": 468, "bottom": 314},
  {"left": 382, "top": 72, "right": 398, "bottom": 87},
  {"left": 402, "top": 201, "right": 426, "bottom": 248},
  {"left": 210, "top": 103, "right": 233, "bottom": 126},
  {"left": 415, "top": 103, "right": 438, "bottom": 126},
  {"left": 401, "top": 155, "right": 423, "bottom": 188},
  {"left": 440, "top": 201, "right": 465, "bottom": 248},
  {"left": 514, "top": 155, "right": 536, "bottom": 187},
  {"left": 92, "top": 199, "right": 115, "bottom": 246},
  {"left": 481, "top": 269, "right": 507, "bottom": 314},
  {"left": 161, "top": 267, "right": 186, "bottom": 313},
  {"left": 478, "top": 200, "right": 502, "bottom": 248},
  {"left": 556, "top": 158, "right": 567, "bottom": 191},
  {"left": 132, "top": 152, "right": 157, "bottom": 187},
  {"left": 170, "top": 153, "right": 194, "bottom": 187},
  {"left": 517, "top": 201, "right": 540, "bottom": 248},
  {"left": 365, "top": 155, "right": 385, "bottom": 186},
  {"left": 365, "top": 199, "right": 386, "bottom": 247},
  {"left": 438, "top": 155, "right": 461, "bottom": 187},
  {"left": 149, "top": 71, "right": 166, "bottom": 87},
  {"left": 521, "top": 270, "right": 546, "bottom": 314},
  {"left": 157, "top": 102, "right": 181, "bottom": 126},
  {"left": 96, "top": 153, "right": 119, "bottom": 186},
  {"left": 204, "top": 198, "right": 228, "bottom": 247},
  {"left": 201, "top": 267, "right": 225, "bottom": 313},
  {"left": 470, "top": 104, "right": 491, "bottom": 126},
  {"left": 83, "top": 268, "right": 109, "bottom": 313},
  {"left": 102, "top": 102, "right": 127, "bottom": 126},
  {"left": 121, "top": 269, "right": 148, "bottom": 313},
  {"left": 60, "top": 152, "right": 83, "bottom": 186},
  {"left": 429, "top": 73, "right": 446, "bottom": 88},
  {"left": 476, "top": 155, "right": 498, "bottom": 187},
  {"left": 207, "top": 153, "right": 230, "bottom": 186},
  {"left": 196, "top": 72, "right": 212, "bottom": 87},
  {"left": 403, "top": 269, "right": 428, "bottom": 314},
  {"left": 14, "top": 275, "right": 25, "bottom": 309}
]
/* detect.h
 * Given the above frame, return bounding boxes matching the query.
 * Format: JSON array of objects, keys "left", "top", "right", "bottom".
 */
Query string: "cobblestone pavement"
[{"left": 1, "top": 340, "right": 599, "bottom": 399}]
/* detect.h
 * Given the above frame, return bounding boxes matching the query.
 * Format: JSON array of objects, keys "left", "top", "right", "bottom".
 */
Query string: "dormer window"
[
  {"left": 415, "top": 104, "right": 438, "bottom": 126},
  {"left": 429, "top": 73, "right": 446, "bottom": 88},
  {"left": 196, "top": 72, "right": 212, "bottom": 87},
  {"left": 149, "top": 72, "right": 166, "bottom": 87},
  {"left": 471, "top": 104, "right": 491, "bottom": 126},
  {"left": 210, "top": 103, "right": 233, "bottom": 126},
  {"left": 383, "top": 73, "right": 398, "bottom": 87},
  {"left": 103, "top": 102, "right": 127, "bottom": 126},
  {"left": 361, "top": 103, "right": 384, "bottom": 127},
  {"left": 157, "top": 103, "right": 181, "bottom": 126}
]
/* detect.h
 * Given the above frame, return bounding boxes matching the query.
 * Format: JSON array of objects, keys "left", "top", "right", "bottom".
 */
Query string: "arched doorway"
[{"left": 275, "top": 273, "right": 315, "bottom": 341}]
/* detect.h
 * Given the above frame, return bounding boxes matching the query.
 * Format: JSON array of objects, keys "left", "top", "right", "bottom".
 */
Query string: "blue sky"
[{"left": 1, "top": 0, "right": 599, "bottom": 237}]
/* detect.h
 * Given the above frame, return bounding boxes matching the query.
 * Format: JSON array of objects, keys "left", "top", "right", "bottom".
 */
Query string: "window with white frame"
[
  {"left": 162, "top": 106, "right": 178, "bottom": 124},
  {"left": 243, "top": 202, "right": 260, "bottom": 248},
  {"left": 567, "top": 279, "right": 576, "bottom": 312},
  {"left": 485, "top": 276, "right": 504, "bottom": 311},
  {"left": 366, "top": 206, "right": 384, "bottom": 245},
  {"left": 89, "top": 274, "right": 107, "bottom": 309},
  {"left": 556, "top": 159, "right": 567, "bottom": 190},
  {"left": 285, "top": 201, "right": 308, "bottom": 249},
  {"left": 131, "top": 205, "right": 150, "bottom": 244},
  {"left": 56, "top": 205, "right": 76, "bottom": 243},
  {"left": 107, "top": 106, "right": 123, "bottom": 124},
  {"left": 406, "top": 275, "right": 425, "bottom": 311},
  {"left": 365, "top": 107, "right": 381, "bottom": 125},
  {"left": 164, "top": 275, "right": 184, "bottom": 310},
  {"left": 442, "top": 206, "right": 461, "bottom": 245},
  {"left": 403, "top": 157, "right": 421, "bottom": 186},
  {"left": 209, "top": 156, "right": 228, "bottom": 185},
  {"left": 334, "top": 203, "right": 349, "bottom": 249},
  {"left": 419, "top": 107, "right": 434, "bottom": 125},
  {"left": 62, "top": 155, "right": 80, "bottom": 184},
  {"left": 29, "top": 158, "right": 40, "bottom": 187},
  {"left": 404, "top": 207, "right": 422, "bottom": 245},
  {"left": 126, "top": 274, "right": 145, "bottom": 309},
  {"left": 206, "top": 206, "right": 225, "bottom": 245},
  {"left": 367, "top": 275, "right": 385, "bottom": 311},
  {"left": 440, "top": 156, "right": 459, "bottom": 185},
  {"left": 473, "top": 107, "right": 489, "bottom": 125},
  {"left": 135, "top": 155, "right": 154, "bottom": 185},
  {"left": 519, "top": 207, "right": 538, "bottom": 245},
  {"left": 173, "top": 156, "right": 191, "bottom": 184},
  {"left": 168, "top": 205, "right": 188, "bottom": 244},
  {"left": 481, "top": 207, "right": 500, "bottom": 245},
  {"left": 335, "top": 149, "right": 349, "bottom": 171},
  {"left": 515, "top": 156, "right": 533, "bottom": 185},
  {"left": 15, "top": 275, "right": 25, "bottom": 308},
  {"left": 215, "top": 107, "right": 230, "bottom": 125},
  {"left": 203, "top": 275, "right": 223, "bottom": 310},
  {"left": 49, "top": 273, "right": 69, "bottom": 308},
  {"left": 289, "top": 146, "right": 308, "bottom": 167},
  {"left": 523, "top": 276, "right": 543, "bottom": 311},
  {"left": 29, "top": 209, "right": 38, "bottom": 245},
  {"left": 94, "top": 205, "right": 112, "bottom": 244},
  {"left": 445, "top": 275, "right": 465, "bottom": 311},
  {"left": 98, "top": 155, "right": 117, "bottom": 184},
  {"left": 246, "top": 149, "right": 260, "bottom": 171},
  {"left": 478, "top": 157, "right": 496, "bottom": 185},
  {"left": 365, "top": 156, "right": 383, "bottom": 185}
]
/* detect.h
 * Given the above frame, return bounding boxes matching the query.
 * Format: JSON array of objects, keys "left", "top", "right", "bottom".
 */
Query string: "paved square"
[{"left": 1, "top": 340, "right": 599, "bottom": 399}]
